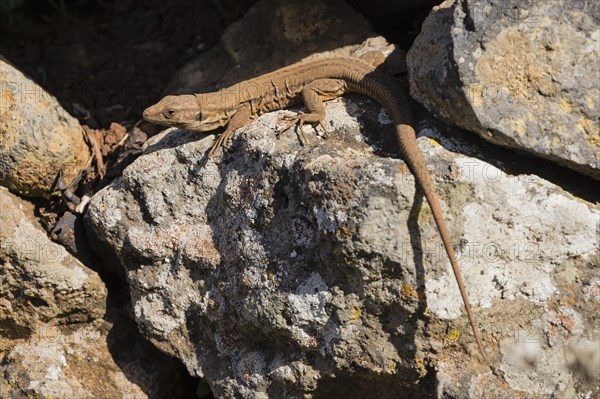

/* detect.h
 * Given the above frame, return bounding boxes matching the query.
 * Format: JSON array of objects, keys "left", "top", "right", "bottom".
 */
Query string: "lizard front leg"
[
  {"left": 280, "top": 78, "right": 347, "bottom": 144},
  {"left": 207, "top": 105, "right": 252, "bottom": 159}
]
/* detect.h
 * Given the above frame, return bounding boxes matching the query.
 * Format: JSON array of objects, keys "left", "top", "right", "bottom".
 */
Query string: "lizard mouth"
[
  {"left": 142, "top": 109, "right": 155, "bottom": 122},
  {"left": 142, "top": 108, "right": 167, "bottom": 125}
]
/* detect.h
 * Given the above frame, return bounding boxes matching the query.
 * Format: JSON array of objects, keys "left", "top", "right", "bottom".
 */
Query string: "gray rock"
[
  {"left": 86, "top": 96, "right": 599, "bottom": 398},
  {"left": 407, "top": 0, "right": 600, "bottom": 178},
  {"left": 0, "top": 58, "right": 90, "bottom": 198},
  {"left": 0, "top": 186, "right": 106, "bottom": 332},
  {"left": 0, "top": 187, "right": 194, "bottom": 398},
  {"left": 83, "top": 0, "right": 599, "bottom": 397},
  {"left": 0, "top": 317, "right": 193, "bottom": 399}
]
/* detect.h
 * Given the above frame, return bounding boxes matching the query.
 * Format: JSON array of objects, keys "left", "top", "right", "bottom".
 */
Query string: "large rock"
[
  {"left": 86, "top": 96, "right": 599, "bottom": 398},
  {"left": 84, "top": 0, "right": 599, "bottom": 397},
  {"left": 0, "top": 186, "right": 106, "bottom": 334},
  {"left": 407, "top": 0, "right": 600, "bottom": 178},
  {"left": 0, "top": 186, "right": 194, "bottom": 398},
  {"left": 0, "top": 58, "right": 91, "bottom": 198},
  {"left": 0, "top": 312, "right": 195, "bottom": 399}
]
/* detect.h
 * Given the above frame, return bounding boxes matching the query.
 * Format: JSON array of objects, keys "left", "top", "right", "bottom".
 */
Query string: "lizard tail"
[{"left": 396, "top": 123, "right": 489, "bottom": 363}]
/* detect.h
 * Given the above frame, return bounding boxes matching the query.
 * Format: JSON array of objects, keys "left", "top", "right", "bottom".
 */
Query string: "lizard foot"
[
  {"left": 279, "top": 112, "right": 310, "bottom": 146},
  {"left": 208, "top": 129, "right": 235, "bottom": 159},
  {"left": 318, "top": 121, "right": 329, "bottom": 139}
]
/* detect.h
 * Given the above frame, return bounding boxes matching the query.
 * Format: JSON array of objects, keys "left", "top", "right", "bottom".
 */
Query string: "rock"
[
  {"left": 0, "top": 311, "right": 195, "bottom": 399},
  {"left": 0, "top": 186, "right": 106, "bottom": 332},
  {"left": 83, "top": 0, "right": 599, "bottom": 397},
  {"left": 163, "top": 0, "right": 405, "bottom": 95},
  {"left": 407, "top": 0, "right": 600, "bottom": 179},
  {"left": 0, "top": 58, "right": 91, "bottom": 198},
  {"left": 49, "top": 210, "right": 96, "bottom": 267},
  {"left": 0, "top": 187, "right": 195, "bottom": 398},
  {"left": 86, "top": 94, "right": 599, "bottom": 398}
]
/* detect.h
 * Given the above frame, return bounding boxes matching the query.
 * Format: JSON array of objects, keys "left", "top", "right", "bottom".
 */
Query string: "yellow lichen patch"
[
  {"left": 385, "top": 360, "right": 398, "bottom": 374},
  {"left": 573, "top": 120, "right": 589, "bottom": 137},
  {"left": 587, "top": 128, "right": 600, "bottom": 150},
  {"left": 561, "top": 296, "right": 576, "bottom": 307},
  {"left": 8, "top": 379, "right": 17, "bottom": 387},
  {"left": 578, "top": 118, "right": 597, "bottom": 136},
  {"left": 408, "top": 203, "right": 434, "bottom": 227},
  {"left": 469, "top": 84, "right": 484, "bottom": 108},
  {"left": 401, "top": 283, "right": 419, "bottom": 300},
  {"left": 427, "top": 137, "right": 441, "bottom": 147},
  {"left": 509, "top": 118, "right": 527, "bottom": 136},
  {"left": 337, "top": 223, "right": 355, "bottom": 240},
  {"left": 267, "top": 271, "right": 279, "bottom": 287},
  {"left": 475, "top": 27, "right": 557, "bottom": 106},
  {"left": 552, "top": 296, "right": 576, "bottom": 309},
  {"left": 415, "top": 357, "right": 427, "bottom": 376},
  {"left": 445, "top": 329, "right": 461, "bottom": 341},
  {"left": 417, "top": 204, "right": 434, "bottom": 225},
  {"left": 585, "top": 94, "right": 597, "bottom": 110},
  {"left": 350, "top": 307, "right": 362, "bottom": 321},
  {"left": 558, "top": 97, "right": 574, "bottom": 113}
]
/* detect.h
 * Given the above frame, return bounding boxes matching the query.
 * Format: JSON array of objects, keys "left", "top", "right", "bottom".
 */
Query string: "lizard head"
[
  {"left": 143, "top": 94, "right": 228, "bottom": 132},
  {"left": 143, "top": 95, "right": 203, "bottom": 131}
]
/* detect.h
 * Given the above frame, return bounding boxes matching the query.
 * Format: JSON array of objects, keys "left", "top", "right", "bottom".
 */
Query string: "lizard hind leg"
[{"left": 279, "top": 78, "right": 346, "bottom": 144}]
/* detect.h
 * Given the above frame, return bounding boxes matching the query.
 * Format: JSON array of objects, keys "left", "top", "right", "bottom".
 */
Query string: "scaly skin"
[{"left": 143, "top": 55, "right": 489, "bottom": 363}]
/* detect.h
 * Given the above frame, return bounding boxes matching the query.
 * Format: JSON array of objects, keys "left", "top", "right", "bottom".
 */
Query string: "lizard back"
[{"left": 200, "top": 57, "right": 414, "bottom": 128}]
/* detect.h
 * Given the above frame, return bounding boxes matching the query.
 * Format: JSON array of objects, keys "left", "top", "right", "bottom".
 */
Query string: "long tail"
[
  {"left": 396, "top": 123, "right": 488, "bottom": 363},
  {"left": 339, "top": 58, "right": 487, "bottom": 361}
]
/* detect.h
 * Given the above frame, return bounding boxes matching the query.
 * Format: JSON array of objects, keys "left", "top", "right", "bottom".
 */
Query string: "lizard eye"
[
  {"left": 195, "top": 112, "right": 201, "bottom": 121},
  {"left": 163, "top": 109, "right": 175, "bottom": 119}
]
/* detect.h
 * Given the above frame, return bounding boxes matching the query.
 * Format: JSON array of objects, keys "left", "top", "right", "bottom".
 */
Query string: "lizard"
[{"left": 142, "top": 54, "right": 489, "bottom": 363}]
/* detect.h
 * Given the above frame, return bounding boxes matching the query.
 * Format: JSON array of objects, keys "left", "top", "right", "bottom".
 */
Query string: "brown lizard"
[{"left": 143, "top": 54, "right": 489, "bottom": 362}]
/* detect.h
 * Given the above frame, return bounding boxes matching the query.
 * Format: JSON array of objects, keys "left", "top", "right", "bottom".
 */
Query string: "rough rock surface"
[
  {"left": 407, "top": 0, "right": 600, "bottom": 178},
  {"left": 0, "top": 186, "right": 106, "bottom": 333},
  {"left": 0, "top": 312, "right": 194, "bottom": 399},
  {"left": 0, "top": 58, "right": 90, "bottom": 198},
  {"left": 86, "top": 94, "right": 599, "bottom": 398},
  {"left": 84, "top": 0, "right": 599, "bottom": 397},
  {"left": 0, "top": 186, "right": 194, "bottom": 398}
]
